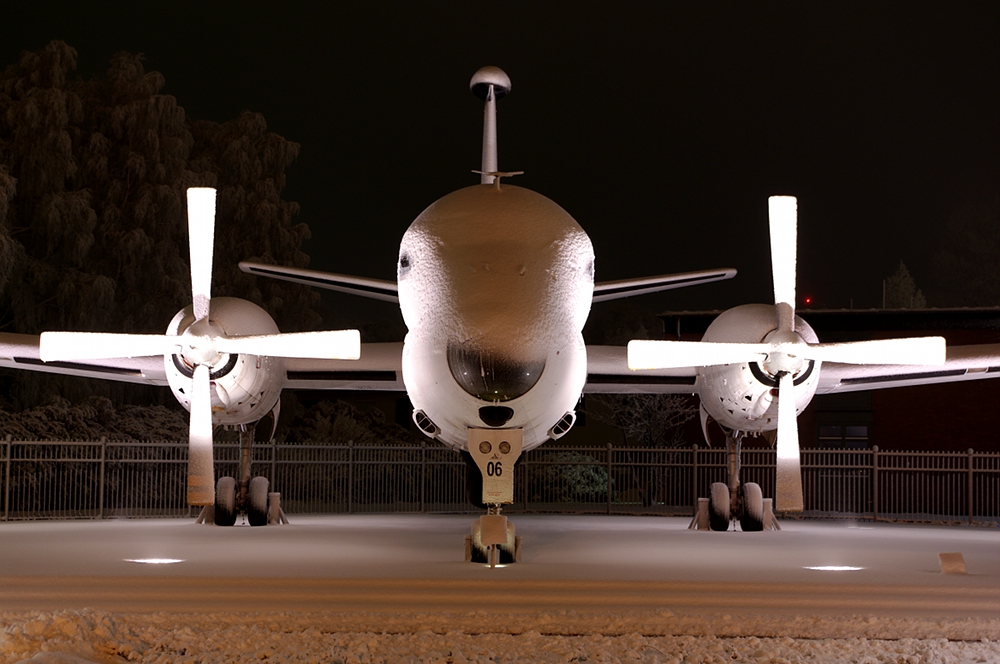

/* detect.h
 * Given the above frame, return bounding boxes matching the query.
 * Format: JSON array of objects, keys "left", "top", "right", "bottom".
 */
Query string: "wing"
[
  {"left": 240, "top": 261, "right": 398, "bottom": 303},
  {"left": 816, "top": 343, "right": 1000, "bottom": 394},
  {"left": 584, "top": 345, "right": 697, "bottom": 394},
  {"left": 283, "top": 342, "right": 405, "bottom": 391},
  {"left": 0, "top": 333, "right": 168, "bottom": 385},
  {"left": 592, "top": 268, "right": 736, "bottom": 303}
]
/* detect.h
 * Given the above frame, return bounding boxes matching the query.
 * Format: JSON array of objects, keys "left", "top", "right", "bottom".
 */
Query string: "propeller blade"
[
  {"left": 40, "top": 332, "right": 179, "bottom": 362},
  {"left": 187, "top": 187, "right": 217, "bottom": 322},
  {"left": 628, "top": 339, "right": 769, "bottom": 370},
  {"left": 214, "top": 329, "right": 362, "bottom": 360},
  {"left": 775, "top": 371, "right": 804, "bottom": 512},
  {"left": 801, "top": 336, "right": 946, "bottom": 366},
  {"left": 768, "top": 196, "right": 797, "bottom": 333},
  {"left": 187, "top": 363, "right": 215, "bottom": 506}
]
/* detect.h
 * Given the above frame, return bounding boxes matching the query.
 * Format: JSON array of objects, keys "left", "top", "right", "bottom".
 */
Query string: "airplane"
[{"left": 1, "top": 66, "right": 997, "bottom": 560}]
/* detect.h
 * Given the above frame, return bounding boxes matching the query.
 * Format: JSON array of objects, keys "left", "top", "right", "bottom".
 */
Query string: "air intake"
[
  {"left": 548, "top": 411, "right": 576, "bottom": 440},
  {"left": 412, "top": 410, "right": 440, "bottom": 437}
]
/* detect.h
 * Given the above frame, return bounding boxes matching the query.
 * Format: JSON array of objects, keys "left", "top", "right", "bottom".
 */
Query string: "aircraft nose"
[{"left": 447, "top": 340, "right": 545, "bottom": 403}]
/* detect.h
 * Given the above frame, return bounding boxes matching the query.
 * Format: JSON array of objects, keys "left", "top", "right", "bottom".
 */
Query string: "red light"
[{"left": 804, "top": 297, "right": 812, "bottom": 306}]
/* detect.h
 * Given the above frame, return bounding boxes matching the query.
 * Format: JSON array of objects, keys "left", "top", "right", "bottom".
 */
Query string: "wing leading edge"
[
  {"left": 816, "top": 343, "right": 1000, "bottom": 394},
  {"left": 0, "top": 333, "right": 168, "bottom": 385}
]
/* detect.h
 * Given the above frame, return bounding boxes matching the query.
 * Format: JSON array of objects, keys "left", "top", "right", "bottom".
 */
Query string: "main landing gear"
[
  {"left": 690, "top": 430, "right": 780, "bottom": 532},
  {"left": 463, "top": 428, "right": 523, "bottom": 566},
  {"left": 196, "top": 420, "right": 288, "bottom": 527}
]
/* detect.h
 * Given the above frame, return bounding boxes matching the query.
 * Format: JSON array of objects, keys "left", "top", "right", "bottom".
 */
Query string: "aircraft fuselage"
[{"left": 398, "top": 183, "right": 595, "bottom": 451}]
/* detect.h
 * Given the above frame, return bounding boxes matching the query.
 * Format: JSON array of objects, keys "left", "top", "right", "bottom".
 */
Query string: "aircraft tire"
[
  {"left": 214, "top": 476, "right": 238, "bottom": 526},
  {"left": 247, "top": 476, "right": 270, "bottom": 527},
  {"left": 740, "top": 482, "right": 764, "bottom": 532},
  {"left": 469, "top": 520, "right": 517, "bottom": 564},
  {"left": 709, "top": 482, "right": 731, "bottom": 531}
]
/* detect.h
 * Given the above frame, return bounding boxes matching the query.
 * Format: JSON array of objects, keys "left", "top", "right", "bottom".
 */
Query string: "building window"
[{"left": 818, "top": 425, "right": 869, "bottom": 449}]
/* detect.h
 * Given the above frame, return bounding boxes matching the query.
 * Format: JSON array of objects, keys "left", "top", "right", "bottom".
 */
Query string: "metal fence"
[{"left": 2, "top": 437, "right": 998, "bottom": 525}]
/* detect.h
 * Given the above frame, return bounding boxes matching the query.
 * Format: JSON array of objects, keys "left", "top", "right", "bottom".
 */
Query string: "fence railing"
[{"left": 2, "top": 437, "right": 998, "bottom": 525}]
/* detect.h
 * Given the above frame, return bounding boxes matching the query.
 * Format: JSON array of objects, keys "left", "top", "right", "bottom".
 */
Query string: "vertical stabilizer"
[{"left": 470, "top": 66, "right": 511, "bottom": 184}]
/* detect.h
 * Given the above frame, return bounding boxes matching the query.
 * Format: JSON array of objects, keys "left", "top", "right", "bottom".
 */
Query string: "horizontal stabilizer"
[
  {"left": 593, "top": 268, "right": 736, "bottom": 303},
  {"left": 240, "top": 262, "right": 398, "bottom": 303}
]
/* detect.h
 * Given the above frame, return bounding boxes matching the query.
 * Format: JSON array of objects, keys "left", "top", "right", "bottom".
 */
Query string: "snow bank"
[{"left": 2, "top": 608, "right": 997, "bottom": 664}]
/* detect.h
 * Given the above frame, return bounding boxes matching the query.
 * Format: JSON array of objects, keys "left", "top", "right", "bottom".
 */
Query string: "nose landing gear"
[{"left": 464, "top": 428, "right": 523, "bottom": 565}]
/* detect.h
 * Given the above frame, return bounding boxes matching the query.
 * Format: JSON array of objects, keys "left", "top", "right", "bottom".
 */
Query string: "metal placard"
[{"left": 467, "top": 428, "right": 523, "bottom": 505}]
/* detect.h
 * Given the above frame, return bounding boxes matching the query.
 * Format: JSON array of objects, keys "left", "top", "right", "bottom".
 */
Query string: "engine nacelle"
[
  {"left": 697, "top": 303, "right": 821, "bottom": 433},
  {"left": 164, "top": 297, "right": 285, "bottom": 427}
]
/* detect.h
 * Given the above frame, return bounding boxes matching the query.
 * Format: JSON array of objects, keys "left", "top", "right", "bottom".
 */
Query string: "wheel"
[
  {"left": 214, "top": 476, "right": 237, "bottom": 526},
  {"left": 740, "top": 482, "right": 764, "bottom": 532},
  {"left": 469, "top": 520, "right": 517, "bottom": 564},
  {"left": 709, "top": 482, "right": 731, "bottom": 531},
  {"left": 248, "top": 476, "right": 270, "bottom": 527}
]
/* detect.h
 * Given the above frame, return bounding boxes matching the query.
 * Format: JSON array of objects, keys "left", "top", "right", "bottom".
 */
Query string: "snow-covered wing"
[
  {"left": 0, "top": 333, "right": 168, "bottom": 386},
  {"left": 584, "top": 345, "right": 698, "bottom": 394},
  {"left": 283, "top": 342, "right": 405, "bottom": 391},
  {"left": 816, "top": 343, "right": 1000, "bottom": 394},
  {"left": 239, "top": 262, "right": 398, "bottom": 303},
  {"left": 592, "top": 268, "right": 736, "bottom": 303}
]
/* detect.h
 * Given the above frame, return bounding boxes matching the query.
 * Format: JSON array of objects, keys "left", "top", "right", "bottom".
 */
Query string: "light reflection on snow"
[
  {"left": 804, "top": 565, "right": 865, "bottom": 571},
  {"left": 124, "top": 558, "right": 184, "bottom": 565}
]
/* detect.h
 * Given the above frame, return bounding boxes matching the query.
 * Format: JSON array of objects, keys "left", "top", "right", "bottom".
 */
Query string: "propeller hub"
[
  {"left": 179, "top": 319, "right": 225, "bottom": 367},
  {"left": 763, "top": 330, "right": 805, "bottom": 377}
]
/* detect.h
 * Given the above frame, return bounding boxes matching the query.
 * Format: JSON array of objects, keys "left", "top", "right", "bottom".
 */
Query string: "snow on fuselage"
[{"left": 398, "top": 184, "right": 595, "bottom": 452}]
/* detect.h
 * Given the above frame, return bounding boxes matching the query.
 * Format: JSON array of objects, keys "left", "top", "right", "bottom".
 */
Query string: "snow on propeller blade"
[
  {"left": 39, "top": 187, "right": 362, "bottom": 506},
  {"left": 628, "top": 196, "right": 946, "bottom": 513}
]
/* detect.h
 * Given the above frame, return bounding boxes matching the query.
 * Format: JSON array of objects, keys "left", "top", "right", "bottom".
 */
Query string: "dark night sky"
[{"left": 4, "top": 3, "right": 998, "bottom": 332}]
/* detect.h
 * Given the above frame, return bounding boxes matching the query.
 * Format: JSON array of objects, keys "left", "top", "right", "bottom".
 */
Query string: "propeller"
[
  {"left": 39, "top": 187, "right": 362, "bottom": 506},
  {"left": 628, "top": 196, "right": 946, "bottom": 512}
]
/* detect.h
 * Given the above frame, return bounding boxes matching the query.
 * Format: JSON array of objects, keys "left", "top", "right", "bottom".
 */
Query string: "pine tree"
[
  {"left": 883, "top": 260, "right": 927, "bottom": 309},
  {"left": 0, "top": 41, "right": 320, "bottom": 407}
]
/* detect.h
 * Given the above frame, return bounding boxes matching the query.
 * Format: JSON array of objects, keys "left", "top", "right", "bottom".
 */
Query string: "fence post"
[
  {"left": 98, "top": 437, "right": 107, "bottom": 519},
  {"left": 347, "top": 439, "right": 354, "bottom": 514},
  {"left": 968, "top": 448, "right": 975, "bottom": 525},
  {"left": 420, "top": 439, "right": 426, "bottom": 513},
  {"left": 606, "top": 442, "right": 613, "bottom": 515},
  {"left": 271, "top": 438, "right": 277, "bottom": 490},
  {"left": 871, "top": 445, "right": 879, "bottom": 522},
  {"left": 692, "top": 444, "right": 699, "bottom": 511},
  {"left": 3, "top": 435, "right": 10, "bottom": 522}
]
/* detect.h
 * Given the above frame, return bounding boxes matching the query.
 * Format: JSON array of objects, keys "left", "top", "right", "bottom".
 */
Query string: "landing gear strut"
[
  {"left": 464, "top": 428, "right": 523, "bottom": 565},
  {"left": 692, "top": 430, "right": 778, "bottom": 531}
]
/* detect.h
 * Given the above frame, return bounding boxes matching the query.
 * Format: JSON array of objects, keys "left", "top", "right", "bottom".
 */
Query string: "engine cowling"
[
  {"left": 697, "top": 303, "right": 821, "bottom": 433},
  {"left": 164, "top": 297, "right": 284, "bottom": 427}
]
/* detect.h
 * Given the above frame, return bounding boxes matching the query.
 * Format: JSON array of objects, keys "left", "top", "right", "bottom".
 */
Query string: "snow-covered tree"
[
  {"left": 883, "top": 260, "right": 926, "bottom": 309},
  {"left": 0, "top": 41, "right": 319, "bottom": 407}
]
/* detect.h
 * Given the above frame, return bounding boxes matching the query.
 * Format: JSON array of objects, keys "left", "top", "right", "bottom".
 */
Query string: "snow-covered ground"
[{"left": 1, "top": 515, "right": 997, "bottom": 662}]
